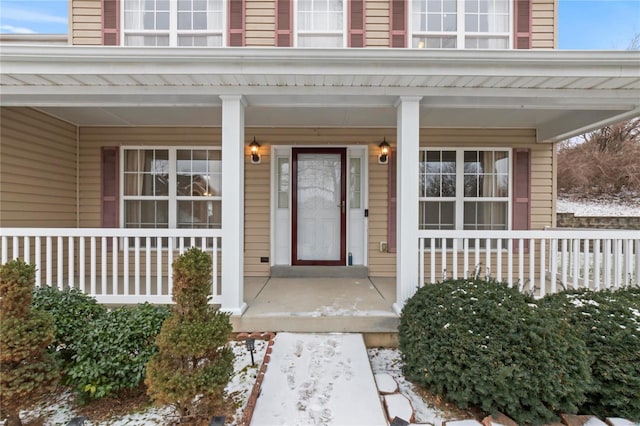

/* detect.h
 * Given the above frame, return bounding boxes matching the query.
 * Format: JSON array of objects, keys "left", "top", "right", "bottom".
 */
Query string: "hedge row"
[{"left": 399, "top": 279, "right": 640, "bottom": 424}]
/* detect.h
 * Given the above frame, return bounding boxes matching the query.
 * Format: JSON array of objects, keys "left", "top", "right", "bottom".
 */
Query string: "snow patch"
[{"left": 557, "top": 197, "right": 640, "bottom": 217}]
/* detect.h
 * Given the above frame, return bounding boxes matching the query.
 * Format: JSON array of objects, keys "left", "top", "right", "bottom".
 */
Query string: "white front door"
[{"left": 292, "top": 148, "right": 346, "bottom": 265}]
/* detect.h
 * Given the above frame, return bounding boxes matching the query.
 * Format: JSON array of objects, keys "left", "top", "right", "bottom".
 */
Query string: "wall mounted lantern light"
[
  {"left": 378, "top": 138, "right": 390, "bottom": 164},
  {"left": 249, "top": 137, "right": 261, "bottom": 164}
]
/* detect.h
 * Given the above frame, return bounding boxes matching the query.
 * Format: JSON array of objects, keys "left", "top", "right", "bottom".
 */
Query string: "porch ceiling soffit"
[{"left": 1, "top": 46, "right": 639, "bottom": 142}]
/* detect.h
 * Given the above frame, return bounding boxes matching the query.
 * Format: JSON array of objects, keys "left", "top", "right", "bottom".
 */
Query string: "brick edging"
[{"left": 236, "top": 332, "right": 276, "bottom": 426}]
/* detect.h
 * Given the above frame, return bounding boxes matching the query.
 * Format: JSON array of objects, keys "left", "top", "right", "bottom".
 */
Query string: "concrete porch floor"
[{"left": 230, "top": 277, "right": 399, "bottom": 334}]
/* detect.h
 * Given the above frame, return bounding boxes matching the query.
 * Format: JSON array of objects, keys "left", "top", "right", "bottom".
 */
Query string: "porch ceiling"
[{"left": 1, "top": 46, "right": 639, "bottom": 142}]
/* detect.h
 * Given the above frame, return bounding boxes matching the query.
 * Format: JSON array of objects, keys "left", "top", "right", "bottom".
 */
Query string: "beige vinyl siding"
[
  {"left": 365, "top": 0, "right": 391, "bottom": 47},
  {"left": 71, "top": 0, "right": 102, "bottom": 45},
  {"left": 0, "top": 108, "right": 77, "bottom": 227},
  {"left": 531, "top": 0, "right": 557, "bottom": 49},
  {"left": 245, "top": 0, "right": 276, "bottom": 46}
]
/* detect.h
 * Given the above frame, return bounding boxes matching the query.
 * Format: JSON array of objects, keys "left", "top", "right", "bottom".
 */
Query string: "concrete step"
[{"left": 270, "top": 265, "right": 369, "bottom": 278}]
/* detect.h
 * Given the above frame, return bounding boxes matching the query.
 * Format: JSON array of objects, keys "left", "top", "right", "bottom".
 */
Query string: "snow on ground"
[
  {"left": 368, "top": 347, "right": 449, "bottom": 426},
  {"left": 251, "top": 333, "right": 387, "bottom": 426},
  {"left": 4, "top": 339, "right": 267, "bottom": 426},
  {"left": 557, "top": 196, "right": 640, "bottom": 217}
]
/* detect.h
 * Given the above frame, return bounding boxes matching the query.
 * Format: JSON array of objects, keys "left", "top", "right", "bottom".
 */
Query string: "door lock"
[{"left": 337, "top": 200, "right": 345, "bottom": 213}]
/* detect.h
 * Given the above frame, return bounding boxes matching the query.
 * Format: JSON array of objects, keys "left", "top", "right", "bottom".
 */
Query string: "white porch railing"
[
  {"left": 419, "top": 229, "right": 640, "bottom": 297},
  {"left": 0, "top": 228, "right": 222, "bottom": 305}
]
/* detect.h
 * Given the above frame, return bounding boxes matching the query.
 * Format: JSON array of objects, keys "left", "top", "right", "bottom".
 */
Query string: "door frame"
[{"left": 291, "top": 148, "right": 347, "bottom": 265}]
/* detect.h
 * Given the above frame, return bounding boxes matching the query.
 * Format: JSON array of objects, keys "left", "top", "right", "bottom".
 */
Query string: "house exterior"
[{"left": 1, "top": 0, "right": 639, "bottom": 323}]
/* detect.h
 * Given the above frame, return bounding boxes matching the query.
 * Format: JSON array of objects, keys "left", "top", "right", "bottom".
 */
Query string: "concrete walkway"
[{"left": 251, "top": 333, "right": 387, "bottom": 426}]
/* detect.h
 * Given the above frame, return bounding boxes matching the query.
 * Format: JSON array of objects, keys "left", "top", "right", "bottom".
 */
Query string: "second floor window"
[
  {"left": 411, "top": 0, "right": 510, "bottom": 49},
  {"left": 123, "top": 0, "right": 224, "bottom": 46},
  {"left": 296, "top": 0, "right": 345, "bottom": 47}
]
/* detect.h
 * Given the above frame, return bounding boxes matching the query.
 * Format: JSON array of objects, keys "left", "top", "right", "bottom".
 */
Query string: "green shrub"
[
  {"left": 0, "top": 260, "right": 59, "bottom": 426},
  {"left": 399, "top": 279, "right": 591, "bottom": 424},
  {"left": 32, "top": 286, "right": 107, "bottom": 370},
  {"left": 66, "top": 303, "right": 170, "bottom": 402},
  {"left": 540, "top": 287, "right": 640, "bottom": 420},
  {"left": 146, "top": 248, "right": 234, "bottom": 421}
]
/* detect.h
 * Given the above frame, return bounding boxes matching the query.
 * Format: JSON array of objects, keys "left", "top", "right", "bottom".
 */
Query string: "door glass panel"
[{"left": 297, "top": 153, "right": 341, "bottom": 261}]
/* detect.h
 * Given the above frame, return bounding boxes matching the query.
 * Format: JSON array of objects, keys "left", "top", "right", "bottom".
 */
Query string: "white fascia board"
[{"left": 1, "top": 46, "right": 640, "bottom": 79}]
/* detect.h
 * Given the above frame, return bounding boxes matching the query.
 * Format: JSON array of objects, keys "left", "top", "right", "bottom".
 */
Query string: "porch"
[{"left": 1, "top": 227, "right": 638, "bottom": 333}]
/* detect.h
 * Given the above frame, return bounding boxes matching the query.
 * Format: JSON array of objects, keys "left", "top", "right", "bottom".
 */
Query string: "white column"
[
  {"left": 220, "top": 95, "right": 248, "bottom": 315},
  {"left": 393, "top": 96, "right": 422, "bottom": 314}
]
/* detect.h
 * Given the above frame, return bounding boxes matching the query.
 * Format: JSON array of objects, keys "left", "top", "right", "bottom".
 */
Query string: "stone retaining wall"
[{"left": 557, "top": 213, "right": 640, "bottom": 230}]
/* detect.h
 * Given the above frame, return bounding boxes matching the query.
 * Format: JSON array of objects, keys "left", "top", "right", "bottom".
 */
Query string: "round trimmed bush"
[
  {"left": 540, "top": 287, "right": 640, "bottom": 420},
  {"left": 399, "top": 279, "right": 591, "bottom": 424}
]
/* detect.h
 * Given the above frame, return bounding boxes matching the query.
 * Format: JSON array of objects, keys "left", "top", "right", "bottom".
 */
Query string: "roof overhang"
[{"left": 1, "top": 46, "right": 639, "bottom": 143}]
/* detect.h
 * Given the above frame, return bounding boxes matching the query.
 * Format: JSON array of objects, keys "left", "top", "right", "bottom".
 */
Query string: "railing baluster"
[
  {"left": 529, "top": 239, "right": 535, "bottom": 294},
  {"left": 614, "top": 239, "right": 622, "bottom": 289},
  {"left": 112, "top": 236, "right": 118, "bottom": 295},
  {"left": 190, "top": 236, "right": 196, "bottom": 248},
  {"left": 635, "top": 239, "right": 640, "bottom": 287},
  {"left": 604, "top": 239, "right": 611, "bottom": 289},
  {"left": 68, "top": 237, "right": 74, "bottom": 288},
  {"left": 624, "top": 239, "right": 631, "bottom": 286},
  {"left": 452, "top": 238, "right": 458, "bottom": 279},
  {"left": 430, "top": 238, "right": 436, "bottom": 283},
  {"left": 463, "top": 238, "right": 469, "bottom": 279},
  {"left": 13, "top": 236, "right": 19, "bottom": 260},
  {"left": 474, "top": 238, "right": 480, "bottom": 277},
  {"left": 157, "top": 237, "right": 162, "bottom": 296},
  {"left": 485, "top": 238, "right": 491, "bottom": 279},
  {"left": 134, "top": 237, "right": 140, "bottom": 296},
  {"left": 441, "top": 238, "right": 447, "bottom": 281},
  {"left": 179, "top": 236, "right": 185, "bottom": 254},
  {"left": 35, "top": 236, "right": 41, "bottom": 286},
  {"left": 213, "top": 237, "right": 218, "bottom": 297},
  {"left": 1, "top": 236, "right": 7, "bottom": 263},
  {"left": 57, "top": 236, "right": 64, "bottom": 288},
  {"left": 561, "top": 239, "right": 568, "bottom": 289},
  {"left": 79, "top": 237, "right": 85, "bottom": 292},
  {"left": 146, "top": 237, "right": 151, "bottom": 296},
  {"left": 507, "top": 238, "right": 513, "bottom": 287},
  {"left": 550, "top": 239, "right": 557, "bottom": 294},
  {"left": 594, "top": 239, "right": 601, "bottom": 290},
  {"left": 419, "top": 238, "right": 424, "bottom": 288},
  {"left": 168, "top": 237, "right": 174, "bottom": 295},
  {"left": 496, "top": 238, "right": 502, "bottom": 282},
  {"left": 572, "top": 239, "right": 580, "bottom": 289},
  {"left": 583, "top": 239, "right": 590, "bottom": 289},
  {"left": 24, "top": 237, "right": 30, "bottom": 263},
  {"left": 90, "top": 237, "right": 96, "bottom": 296},
  {"left": 539, "top": 238, "right": 546, "bottom": 298},
  {"left": 46, "top": 236, "right": 52, "bottom": 286},
  {"left": 101, "top": 237, "right": 107, "bottom": 295},
  {"left": 123, "top": 237, "right": 129, "bottom": 296},
  {"left": 518, "top": 239, "right": 524, "bottom": 290}
]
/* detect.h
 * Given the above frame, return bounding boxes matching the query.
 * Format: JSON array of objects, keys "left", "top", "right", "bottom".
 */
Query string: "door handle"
[{"left": 337, "top": 200, "right": 345, "bottom": 213}]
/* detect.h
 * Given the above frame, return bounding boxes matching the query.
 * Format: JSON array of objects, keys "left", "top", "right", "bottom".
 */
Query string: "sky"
[{"left": 0, "top": 0, "right": 638, "bottom": 49}]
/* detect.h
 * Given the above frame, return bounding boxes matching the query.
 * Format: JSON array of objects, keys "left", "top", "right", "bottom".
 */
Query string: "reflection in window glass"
[
  {"left": 350, "top": 158, "right": 361, "bottom": 209},
  {"left": 277, "top": 157, "right": 289, "bottom": 208}
]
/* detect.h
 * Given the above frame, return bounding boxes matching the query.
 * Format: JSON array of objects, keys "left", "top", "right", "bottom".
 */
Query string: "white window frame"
[
  {"left": 419, "top": 148, "right": 512, "bottom": 232},
  {"left": 409, "top": 0, "right": 513, "bottom": 49},
  {"left": 121, "top": 0, "right": 227, "bottom": 47},
  {"left": 293, "top": 0, "right": 347, "bottom": 48},
  {"left": 120, "top": 146, "right": 222, "bottom": 230}
]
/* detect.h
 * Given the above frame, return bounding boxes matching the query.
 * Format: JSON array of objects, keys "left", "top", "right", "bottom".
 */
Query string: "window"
[
  {"left": 123, "top": 0, "right": 224, "bottom": 46},
  {"left": 122, "top": 147, "right": 222, "bottom": 231},
  {"left": 419, "top": 149, "right": 510, "bottom": 246},
  {"left": 411, "top": 0, "right": 510, "bottom": 49},
  {"left": 276, "top": 157, "right": 289, "bottom": 208},
  {"left": 296, "top": 0, "right": 345, "bottom": 47},
  {"left": 349, "top": 157, "right": 361, "bottom": 209}
]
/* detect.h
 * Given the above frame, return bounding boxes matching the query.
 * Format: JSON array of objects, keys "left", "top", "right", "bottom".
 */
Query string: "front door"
[{"left": 292, "top": 148, "right": 346, "bottom": 265}]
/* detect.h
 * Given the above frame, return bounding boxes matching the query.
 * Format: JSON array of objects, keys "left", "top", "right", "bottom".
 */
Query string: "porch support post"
[
  {"left": 220, "top": 95, "right": 248, "bottom": 315},
  {"left": 393, "top": 96, "right": 422, "bottom": 314}
]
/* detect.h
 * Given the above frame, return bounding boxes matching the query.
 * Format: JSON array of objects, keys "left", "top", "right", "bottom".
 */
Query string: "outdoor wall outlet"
[
  {"left": 379, "top": 241, "right": 388, "bottom": 252},
  {"left": 260, "top": 257, "right": 269, "bottom": 263}
]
